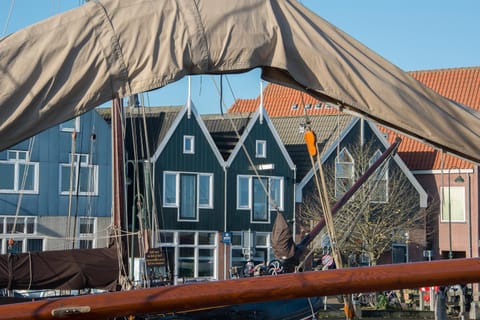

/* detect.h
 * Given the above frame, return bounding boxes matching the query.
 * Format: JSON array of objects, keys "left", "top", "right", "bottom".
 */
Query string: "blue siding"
[{"left": 0, "top": 110, "right": 111, "bottom": 217}]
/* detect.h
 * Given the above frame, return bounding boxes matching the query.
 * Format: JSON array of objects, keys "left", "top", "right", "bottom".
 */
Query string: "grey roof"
[
  {"left": 97, "top": 106, "right": 181, "bottom": 159},
  {"left": 202, "top": 113, "right": 253, "bottom": 161},
  {"left": 271, "top": 114, "right": 354, "bottom": 181},
  {"left": 98, "top": 105, "right": 354, "bottom": 177}
]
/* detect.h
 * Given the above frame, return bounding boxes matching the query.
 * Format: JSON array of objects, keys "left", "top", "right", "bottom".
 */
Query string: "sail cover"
[
  {"left": 0, "top": 247, "right": 119, "bottom": 290},
  {"left": 271, "top": 211, "right": 296, "bottom": 260},
  {"left": 1, "top": 0, "right": 479, "bottom": 162}
]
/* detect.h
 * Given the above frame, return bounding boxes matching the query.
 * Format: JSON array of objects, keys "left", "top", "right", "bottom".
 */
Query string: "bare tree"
[{"left": 297, "top": 141, "right": 435, "bottom": 266}]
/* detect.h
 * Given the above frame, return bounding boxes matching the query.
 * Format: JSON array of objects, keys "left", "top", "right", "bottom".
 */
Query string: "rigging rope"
[
  {"left": 11, "top": 136, "right": 36, "bottom": 235},
  {"left": 65, "top": 131, "right": 77, "bottom": 249},
  {"left": 211, "top": 75, "right": 274, "bottom": 206},
  {"left": 1, "top": 0, "right": 15, "bottom": 36}
]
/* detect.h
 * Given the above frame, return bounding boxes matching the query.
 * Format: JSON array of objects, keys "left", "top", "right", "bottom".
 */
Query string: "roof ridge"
[{"left": 408, "top": 66, "right": 480, "bottom": 73}]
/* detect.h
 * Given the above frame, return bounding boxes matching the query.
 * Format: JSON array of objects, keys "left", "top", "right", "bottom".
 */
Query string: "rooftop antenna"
[
  {"left": 259, "top": 80, "right": 264, "bottom": 124},
  {"left": 187, "top": 76, "right": 192, "bottom": 119}
]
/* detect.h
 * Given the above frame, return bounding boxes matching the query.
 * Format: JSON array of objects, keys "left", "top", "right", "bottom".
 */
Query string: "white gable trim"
[
  {"left": 226, "top": 106, "right": 295, "bottom": 170},
  {"left": 150, "top": 103, "right": 225, "bottom": 167},
  {"left": 295, "top": 118, "right": 358, "bottom": 202},
  {"left": 367, "top": 121, "right": 428, "bottom": 208},
  {"left": 295, "top": 119, "right": 428, "bottom": 208},
  {"left": 151, "top": 106, "right": 186, "bottom": 162}
]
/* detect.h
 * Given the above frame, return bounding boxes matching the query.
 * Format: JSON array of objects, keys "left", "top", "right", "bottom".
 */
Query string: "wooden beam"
[{"left": 1, "top": 258, "right": 478, "bottom": 320}]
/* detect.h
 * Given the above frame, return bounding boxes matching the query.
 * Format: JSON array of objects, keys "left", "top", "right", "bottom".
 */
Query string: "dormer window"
[
  {"left": 314, "top": 103, "right": 322, "bottom": 110},
  {"left": 305, "top": 103, "right": 312, "bottom": 110},
  {"left": 291, "top": 104, "right": 299, "bottom": 110},
  {"left": 256, "top": 140, "right": 266, "bottom": 158},
  {"left": 183, "top": 136, "right": 195, "bottom": 154}
]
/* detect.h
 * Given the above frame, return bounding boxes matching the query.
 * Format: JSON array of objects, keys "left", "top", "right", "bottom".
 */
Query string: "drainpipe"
[
  {"left": 223, "top": 166, "right": 228, "bottom": 280},
  {"left": 292, "top": 167, "right": 297, "bottom": 241},
  {"left": 467, "top": 172, "right": 472, "bottom": 258}
]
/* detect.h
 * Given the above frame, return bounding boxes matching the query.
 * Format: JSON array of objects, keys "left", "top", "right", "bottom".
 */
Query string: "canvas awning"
[{"left": 1, "top": 0, "right": 479, "bottom": 162}]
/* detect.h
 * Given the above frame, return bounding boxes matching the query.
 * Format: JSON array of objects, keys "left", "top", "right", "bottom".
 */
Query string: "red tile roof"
[{"left": 229, "top": 67, "right": 480, "bottom": 170}]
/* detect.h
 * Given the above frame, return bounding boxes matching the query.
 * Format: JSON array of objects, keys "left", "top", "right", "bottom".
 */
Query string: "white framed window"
[
  {"left": 78, "top": 217, "right": 96, "bottom": 249},
  {"left": 158, "top": 231, "right": 217, "bottom": 283},
  {"left": 237, "top": 176, "right": 250, "bottom": 209},
  {"left": 441, "top": 186, "right": 466, "bottom": 222},
  {"left": 0, "top": 216, "right": 42, "bottom": 254},
  {"left": 255, "top": 140, "right": 266, "bottom": 158},
  {"left": 335, "top": 148, "right": 354, "bottom": 199},
  {"left": 230, "top": 231, "right": 273, "bottom": 268},
  {"left": 183, "top": 136, "right": 195, "bottom": 154},
  {"left": 0, "top": 150, "right": 39, "bottom": 194},
  {"left": 60, "top": 117, "right": 80, "bottom": 132},
  {"left": 1, "top": 216, "right": 36, "bottom": 234},
  {"left": 163, "top": 172, "right": 178, "bottom": 207},
  {"left": 369, "top": 150, "right": 388, "bottom": 203},
  {"left": 4, "top": 238, "right": 44, "bottom": 254},
  {"left": 236, "top": 175, "right": 284, "bottom": 223},
  {"left": 269, "top": 177, "right": 283, "bottom": 210},
  {"left": 162, "top": 171, "right": 214, "bottom": 221},
  {"left": 59, "top": 153, "right": 98, "bottom": 195},
  {"left": 198, "top": 174, "right": 213, "bottom": 208}
]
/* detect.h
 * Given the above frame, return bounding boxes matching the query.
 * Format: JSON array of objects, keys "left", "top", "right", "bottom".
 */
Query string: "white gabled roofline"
[
  {"left": 367, "top": 121, "right": 428, "bottom": 208},
  {"left": 295, "top": 119, "right": 428, "bottom": 208},
  {"left": 296, "top": 117, "right": 359, "bottom": 200},
  {"left": 226, "top": 105, "right": 295, "bottom": 170},
  {"left": 150, "top": 103, "right": 225, "bottom": 167}
]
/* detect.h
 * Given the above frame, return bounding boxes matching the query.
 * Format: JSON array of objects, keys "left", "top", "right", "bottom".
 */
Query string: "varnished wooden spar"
[{"left": 1, "top": 258, "right": 479, "bottom": 320}]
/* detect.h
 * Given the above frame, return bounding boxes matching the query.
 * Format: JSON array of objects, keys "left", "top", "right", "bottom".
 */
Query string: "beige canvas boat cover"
[{"left": 1, "top": 0, "right": 479, "bottom": 162}]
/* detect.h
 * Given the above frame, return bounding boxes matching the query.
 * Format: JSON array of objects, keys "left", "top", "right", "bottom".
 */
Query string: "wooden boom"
[{"left": 1, "top": 258, "right": 479, "bottom": 320}]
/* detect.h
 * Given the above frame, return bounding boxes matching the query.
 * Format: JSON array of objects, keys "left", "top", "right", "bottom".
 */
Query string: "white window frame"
[
  {"left": 183, "top": 135, "right": 195, "bottom": 154},
  {"left": 59, "top": 153, "right": 98, "bottom": 196},
  {"left": 230, "top": 231, "right": 273, "bottom": 267},
  {"left": 0, "top": 216, "right": 43, "bottom": 254},
  {"left": 158, "top": 231, "right": 218, "bottom": 283},
  {"left": 163, "top": 172, "right": 179, "bottom": 207},
  {"left": 78, "top": 217, "right": 96, "bottom": 249},
  {"left": 369, "top": 150, "right": 389, "bottom": 203},
  {"left": 441, "top": 186, "right": 466, "bottom": 222},
  {"left": 335, "top": 147, "right": 354, "bottom": 199},
  {"left": 60, "top": 117, "right": 80, "bottom": 132},
  {"left": 255, "top": 140, "right": 266, "bottom": 158},
  {"left": 0, "top": 150, "right": 39, "bottom": 194},
  {"left": 236, "top": 174, "right": 284, "bottom": 222},
  {"left": 162, "top": 171, "right": 214, "bottom": 221},
  {"left": 198, "top": 174, "right": 213, "bottom": 209},
  {"left": 1, "top": 216, "right": 37, "bottom": 234}
]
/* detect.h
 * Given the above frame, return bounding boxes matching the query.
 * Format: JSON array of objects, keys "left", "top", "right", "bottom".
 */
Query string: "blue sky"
[{"left": 2, "top": 0, "right": 479, "bottom": 114}]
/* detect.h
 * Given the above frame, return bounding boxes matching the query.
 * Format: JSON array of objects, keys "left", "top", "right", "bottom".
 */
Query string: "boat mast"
[{"left": 111, "top": 97, "right": 129, "bottom": 284}]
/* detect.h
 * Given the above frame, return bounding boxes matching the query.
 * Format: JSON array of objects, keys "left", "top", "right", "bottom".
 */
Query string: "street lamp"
[{"left": 447, "top": 167, "right": 464, "bottom": 260}]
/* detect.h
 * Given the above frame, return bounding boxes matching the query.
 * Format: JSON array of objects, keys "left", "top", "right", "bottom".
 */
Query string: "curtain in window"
[
  {"left": 180, "top": 174, "right": 196, "bottom": 219},
  {"left": 252, "top": 177, "right": 268, "bottom": 221}
]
